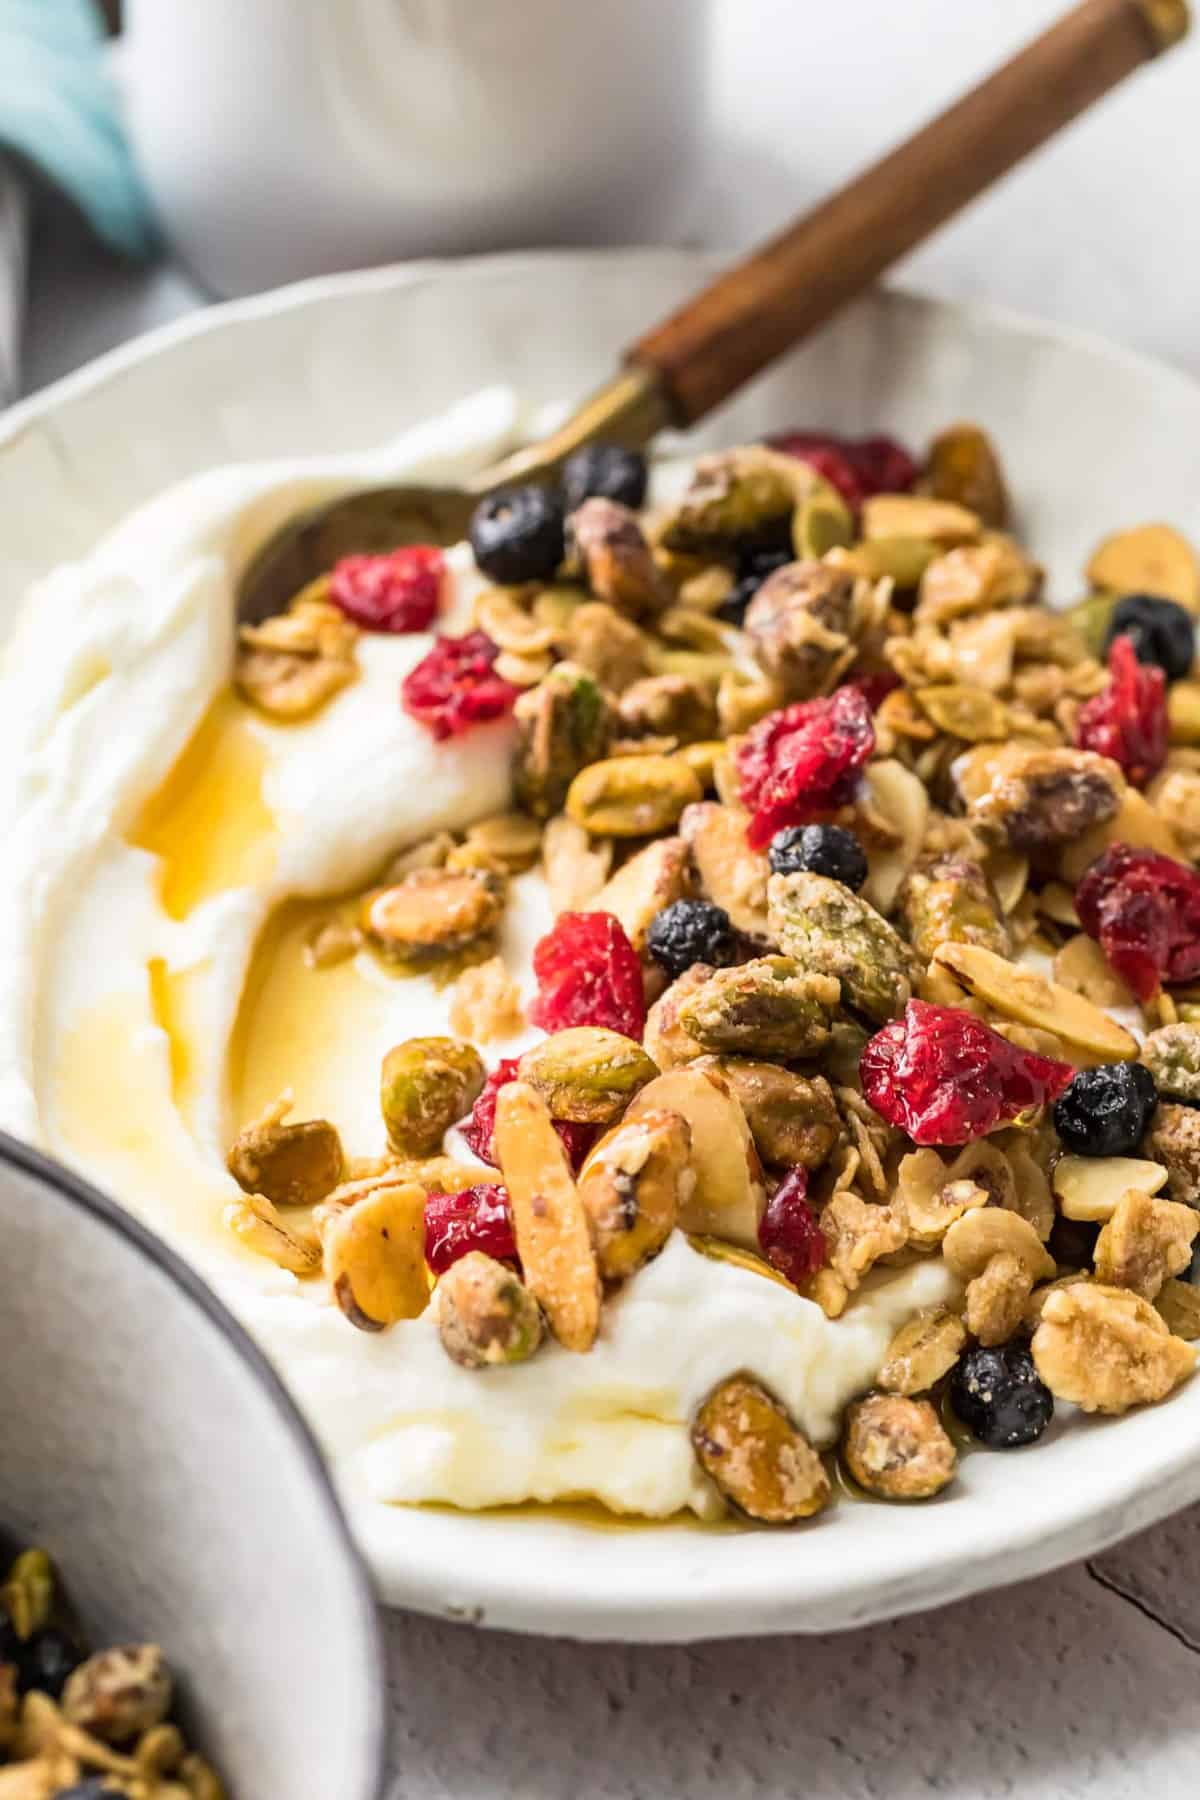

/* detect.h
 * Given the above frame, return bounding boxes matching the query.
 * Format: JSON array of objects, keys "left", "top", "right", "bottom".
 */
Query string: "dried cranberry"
[
  {"left": 769, "top": 431, "right": 918, "bottom": 508},
  {"left": 424, "top": 1184, "right": 516, "bottom": 1276},
  {"left": 758, "top": 1169, "right": 826, "bottom": 1286},
  {"left": 461, "top": 1057, "right": 595, "bottom": 1170},
  {"left": 329, "top": 545, "right": 445, "bottom": 633},
  {"left": 840, "top": 669, "right": 901, "bottom": 712},
  {"left": 1075, "top": 842, "right": 1200, "bottom": 1002},
  {"left": 400, "top": 630, "right": 520, "bottom": 741},
  {"left": 860, "top": 1000, "right": 1074, "bottom": 1146},
  {"left": 735, "top": 687, "right": 875, "bottom": 850},
  {"left": 1074, "top": 634, "right": 1168, "bottom": 789},
  {"left": 528, "top": 911, "right": 646, "bottom": 1039}
]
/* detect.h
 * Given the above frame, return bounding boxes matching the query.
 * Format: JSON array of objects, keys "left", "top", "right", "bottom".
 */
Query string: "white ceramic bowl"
[
  {"left": 0, "top": 1133, "right": 386, "bottom": 1793},
  {"left": 4, "top": 250, "right": 1200, "bottom": 1643}
]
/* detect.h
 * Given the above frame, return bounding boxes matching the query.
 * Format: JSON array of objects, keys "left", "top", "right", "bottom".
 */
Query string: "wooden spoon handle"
[{"left": 628, "top": 0, "right": 1188, "bottom": 427}]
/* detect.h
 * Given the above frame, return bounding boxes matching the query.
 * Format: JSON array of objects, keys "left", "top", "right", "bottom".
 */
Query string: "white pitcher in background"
[{"left": 118, "top": 0, "right": 709, "bottom": 298}]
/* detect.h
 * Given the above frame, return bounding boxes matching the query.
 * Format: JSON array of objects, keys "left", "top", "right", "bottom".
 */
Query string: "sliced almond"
[
  {"left": 861, "top": 494, "right": 981, "bottom": 546},
  {"left": 1059, "top": 785, "right": 1184, "bottom": 885},
  {"left": 1053, "top": 1155, "right": 1168, "bottom": 1222},
  {"left": 590, "top": 836, "right": 693, "bottom": 953},
  {"left": 322, "top": 1181, "right": 429, "bottom": 1330},
  {"left": 985, "top": 850, "right": 1029, "bottom": 917},
  {"left": 680, "top": 800, "right": 771, "bottom": 936},
  {"left": 1053, "top": 933, "right": 1135, "bottom": 1009},
  {"left": 224, "top": 1193, "right": 321, "bottom": 1277},
  {"left": 493, "top": 1081, "right": 600, "bottom": 1352},
  {"left": 932, "top": 941, "right": 1138, "bottom": 1061},
  {"left": 623, "top": 1065, "right": 766, "bottom": 1250},
  {"left": 1086, "top": 523, "right": 1200, "bottom": 615},
  {"left": 858, "top": 760, "right": 929, "bottom": 915}
]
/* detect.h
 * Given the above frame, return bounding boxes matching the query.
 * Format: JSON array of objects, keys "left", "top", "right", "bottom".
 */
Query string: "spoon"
[{"left": 238, "top": 0, "right": 1188, "bottom": 623}]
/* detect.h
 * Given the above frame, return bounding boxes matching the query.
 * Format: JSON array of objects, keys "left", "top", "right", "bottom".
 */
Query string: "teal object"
[{"left": 0, "top": 0, "right": 156, "bottom": 256}]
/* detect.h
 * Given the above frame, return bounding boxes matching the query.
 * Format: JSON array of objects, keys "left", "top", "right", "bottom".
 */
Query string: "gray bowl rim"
[{"left": 0, "top": 1128, "right": 389, "bottom": 1799}]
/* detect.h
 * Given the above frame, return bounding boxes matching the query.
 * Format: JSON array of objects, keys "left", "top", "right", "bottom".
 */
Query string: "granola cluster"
[
  {"left": 0, "top": 1546, "right": 223, "bottom": 1796},
  {"left": 229, "top": 423, "right": 1200, "bottom": 1524}
]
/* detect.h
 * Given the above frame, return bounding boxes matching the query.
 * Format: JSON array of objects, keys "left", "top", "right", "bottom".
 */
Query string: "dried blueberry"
[
  {"left": 469, "top": 484, "right": 564, "bottom": 584},
  {"left": 950, "top": 1343, "right": 1053, "bottom": 1448},
  {"left": 1106, "top": 593, "right": 1196, "bottom": 684},
  {"left": 562, "top": 444, "right": 647, "bottom": 514},
  {"left": 646, "top": 899, "right": 737, "bottom": 979},
  {"left": 767, "top": 823, "right": 868, "bottom": 891},
  {"left": 717, "top": 546, "right": 793, "bottom": 627},
  {"left": 21, "top": 1625, "right": 83, "bottom": 1698},
  {"left": 1052, "top": 1062, "right": 1159, "bottom": 1158}
]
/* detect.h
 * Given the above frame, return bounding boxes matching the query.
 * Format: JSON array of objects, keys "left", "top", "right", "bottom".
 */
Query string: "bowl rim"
[{"left": 0, "top": 1130, "right": 389, "bottom": 1796}]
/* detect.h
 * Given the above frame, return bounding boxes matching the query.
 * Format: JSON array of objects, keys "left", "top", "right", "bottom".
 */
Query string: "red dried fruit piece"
[
  {"left": 841, "top": 669, "right": 901, "bottom": 712},
  {"left": 1074, "top": 634, "right": 1168, "bottom": 789},
  {"left": 528, "top": 910, "right": 646, "bottom": 1039},
  {"left": 424, "top": 1183, "right": 516, "bottom": 1276},
  {"left": 400, "top": 630, "right": 520, "bottom": 741},
  {"left": 758, "top": 1168, "right": 826, "bottom": 1287},
  {"left": 860, "top": 1000, "right": 1074, "bottom": 1147},
  {"left": 460, "top": 1058, "right": 595, "bottom": 1171},
  {"left": 1075, "top": 842, "right": 1200, "bottom": 1003},
  {"left": 768, "top": 431, "right": 919, "bottom": 508},
  {"left": 735, "top": 687, "right": 875, "bottom": 850},
  {"left": 329, "top": 545, "right": 445, "bottom": 633}
]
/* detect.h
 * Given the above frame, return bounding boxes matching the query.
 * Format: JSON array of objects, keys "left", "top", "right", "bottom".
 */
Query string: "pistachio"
[
  {"left": 62, "top": 1646, "right": 172, "bottom": 1744},
  {"left": 921, "top": 422, "right": 1009, "bottom": 526},
  {"left": 493, "top": 1081, "right": 601, "bottom": 1352},
  {"left": 932, "top": 940, "right": 1137, "bottom": 1062},
  {"left": 616, "top": 674, "right": 717, "bottom": 744},
  {"left": 768, "top": 871, "right": 916, "bottom": 1023},
  {"left": 462, "top": 811, "right": 543, "bottom": 874},
  {"left": 659, "top": 447, "right": 812, "bottom": 553},
  {"left": 829, "top": 536, "right": 941, "bottom": 588},
  {"left": 1032, "top": 1281, "right": 1197, "bottom": 1413},
  {"left": 226, "top": 1095, "right": 343, "bottom": 1208},
  {"left": 361, "top": 865, "right": 505, "bottom": 963},
  {"left": 1156, "top": 1277, "right": 1200, "bottom": 1340},
  {"left": 1141, "top": 1024, "right": 1200, "bottom": 1104},
  {"left": 566, "top": 754, "right": 701, "bottom": 837},
  {"left": 675, "top": 738, "right": 724, "bottom": 791},
  {"left": 561, "top": 601, "right": 652, "bottom": 693},
  {"left": 435, "top": 1252, "right": 545, "bottom": 1368},
  {"left": 379, "top": 1036, "right": 485, "bottom": 1157},
  {"left": 623, "top": 1065, "right": 766, "bottom": 1249},
  {"left": 715, "top": 666, "right": 787, "bottom": 735},
  {"left": 1093, "top": 1188, "right": 1199, "bottom": 1300},
  {"left": 862, "top": 494, "right": 980, "bottom": 546},
  {"left": 0, "top": 1553, "right": 53, "bottom": 1642},
  {"left": 590, "top": 836, "right": 693, "bottom": 953},
  {"left": 578, "top": 1107, "right": 690, "bottom": 1278},
  {"left": 744, "top": 561, "right": 858, "bottom": 700},
  {"left": 680, "top": 800, "right": 771, "bottom": 936},
  {"left": 877, "top": 1309, "right": 968, "bottom": 1397},
  {"left": 235, "top": 598, "right": 358, "bottom": 720},
  {"left": 512, "top": 661, "right": 613, "bottom": 820},
  {"left": 1086, "top": 523, "right": 1200, "bottom": 614},
  {"left": 1053, "top": 1154, "right": 1169, "bottom": 1223},
  {"left": 691, "top": 1375, "right": 831, "bottom": 1524},
  {"left": 541, "top": 813, "right": 613, "bottom": 914},
  {"left": 842, "top": 1393, "right": 957, "bottom": 1500},
  {"left": 568, "top": 497, "right": 669, "bottom": 616},
  {"left": 518, "top": 1027, "right": 658, "bottom": 1124},
  {"left": 697, "top": 1058, "right": 840, "bottom": 1169},
  {"left": 642, "top": 963, "right": 711, "bottom": 1070},
  {"left": 916, "top": 684, "right": 1010, "bottom": 742},
  {"left": 224, "top": 1192, "right": 321, "bottom": 1276},
  {"left": 322, "top": 1180, "right": 429, "bottom": 1330},
  {"left": 792, "top": 485, "right": 856, "bottom": 559},
  {"left": 897, "top": 853, "right": 1010, "bottom": 962},
  {"left": 687, "top": 1235, "right": 795, "bottom": 1289},
  {"left": 677, "top": 956, "right": 839, "bottom": 1059},
  {"left": 959, "top": 743, "right": 1125, "bottom": 853}
]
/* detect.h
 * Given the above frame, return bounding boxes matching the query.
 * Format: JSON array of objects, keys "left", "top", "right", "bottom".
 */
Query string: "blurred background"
[{"left": 3, "top": 0, "right": 1198, "bottom": 399}]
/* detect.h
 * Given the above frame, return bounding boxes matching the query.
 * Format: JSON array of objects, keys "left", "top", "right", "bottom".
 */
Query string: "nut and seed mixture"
[
  {"left": 227, "top": 425, "right": 1200, "bottom": 1524},
  {"left": 0, "top": 1546, "right": 223, "bottom": 1796}
]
